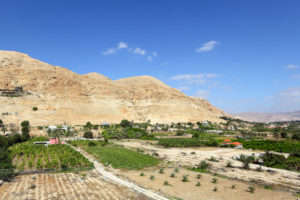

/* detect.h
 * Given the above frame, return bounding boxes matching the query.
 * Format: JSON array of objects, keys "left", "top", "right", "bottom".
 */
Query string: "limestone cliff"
[{"left": 0, "top": 50, "right": 227, "bottom": 125}]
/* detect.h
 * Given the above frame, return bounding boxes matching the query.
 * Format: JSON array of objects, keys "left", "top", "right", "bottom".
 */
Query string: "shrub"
[
  {"left": 196, "top": 174, "right": 202, "bottom": 179},
  {"left": 30, "top": 183, "right": 36, "bottom": 189},
  {"left": 248, "top": 186, "right": 255, "bottom": 193},
  {"left": 88, "top": 141, "right": 97, "bottom": 146},
  {"left": 174, "top": 168, "right": 179, "bottom": 173},
  {"left": 212, "top": 178, "right": 217, "bottom": 183},
  {"left": 32, "top": 107, "right": 38, "bottom": 111},
  {"left": 140, "top": 172, "right": 145, "bottom": 176},
  {"left": 84, "top": 131, "right": 93, "bottom": 139},
  {"left": 120, "top": 119, "right": 131, "bottom": 128},
  {"left": 208, "top": 156, "right": 218, "bottom": 162},
  {"left": 182, "top": 174, "right": 189, "bottom": 182},
  {"left": 197, "top": 161, "right": 211, "bottom": 170},
  {"left": 231, "top": 184, "right": 236, "bottom": 189},
  {"left": 159, "top": 168, "right": 164, "bottom": 174},
  {"left": 170, "top": 173, "right": 175, "bottom": 178},
  {"left": 150, "top": 175, "right": 155, "bottom": 180},
  {"left": 196, "top": 181, "right": 201, "bottom": 186},
  {"left": 226, "top": 161, "right": 233, "bottom": 168},
  {"left": 264, "top": 185, "right": 273, "bottom": 190},
  {"left": 163, "top": 181, "right": 169, "bottom": 186},
  {"left": 213, "top": 187, "right": 218, "bottom": 192}
]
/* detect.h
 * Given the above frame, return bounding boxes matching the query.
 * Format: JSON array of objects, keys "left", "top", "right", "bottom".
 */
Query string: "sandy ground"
[
  {"left": 116, "top": 140, "right": 300, "bottom": 192},
  {"left": 0, "top": 170, "right": 138, "bottom": 200},
  {"left": 117, "top": 167, "right": 297, "bottom": 200}
]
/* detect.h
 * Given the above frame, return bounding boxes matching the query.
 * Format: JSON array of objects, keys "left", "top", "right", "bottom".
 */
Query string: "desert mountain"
[
  {"left": 235, "top": 111, "right": 300, "bottom": 122},
  {"left": 0, "top": 50, "right": 227, "bottom": 125}
]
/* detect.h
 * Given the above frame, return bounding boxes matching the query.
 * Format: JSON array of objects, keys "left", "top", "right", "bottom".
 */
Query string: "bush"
[
  {"left": 88, "top": 141, "right": 97, "bottom": 146},
  {"left": 197, "top": 161, "right": 211, "bottom": 170},
  {"left": 84, "top": 131, "right": 93, "bottom": 139},
  {"left": 182, "top": 174, "right": 189, "bottom": 182},
  {"left": 120, "top": 119, "right": 131, "bottom": 128},
  {"left": 32, "top": 107, "right": 38, "bottom": 111},
  {"left": 248, "top": 186, "right": 255, "bottom": 193},
  {"left": 226, "top": 161, "right": 233, "bottom": 168},
  {"left": 212, "top": 178, "right": 217, "bottom": 183}
]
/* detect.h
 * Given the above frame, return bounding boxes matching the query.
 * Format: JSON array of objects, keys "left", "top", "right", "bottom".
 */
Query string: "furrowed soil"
[{"left": 0, "top": 170, "right": 139, "bottom": 200}]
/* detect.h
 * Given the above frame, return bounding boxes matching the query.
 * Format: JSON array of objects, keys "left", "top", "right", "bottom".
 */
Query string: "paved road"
[{"left": 67, "top": 143, "right": 169, "bottom": 200}]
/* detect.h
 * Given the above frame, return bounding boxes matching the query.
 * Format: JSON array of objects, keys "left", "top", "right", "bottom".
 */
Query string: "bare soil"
[
  {"left": 0, "top": 170, "right": 137, "bottom": 200},
  {"left": 117, "top": 167, "right": 296, "bottom": 200}
]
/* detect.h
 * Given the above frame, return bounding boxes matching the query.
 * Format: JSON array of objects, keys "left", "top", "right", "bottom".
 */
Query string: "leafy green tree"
[
  {"left": 120, "top": 119, "right": 131, "bottom": 128},
  {"left": 0, "top": 119, "right": 3, "bottom": 127},
  {"left": 84, "top": 122, "right": 93, "bottom": 130},
  {"left": 280, "top": 132, "right": 287, "bottom": 138},
  {"left": 21, "top": 120, "right": 30, "bottom": 140},
  {"left": 84, "top": 131, "right": 93, "bottom": 139},
  {"left": 292, "top": 133, "right": 300, "bottom": 141}
]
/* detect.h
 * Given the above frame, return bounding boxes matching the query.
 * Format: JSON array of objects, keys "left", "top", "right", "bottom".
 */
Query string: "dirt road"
[{"left": 68, "top": 144, "right": 169, "bottom": 200}]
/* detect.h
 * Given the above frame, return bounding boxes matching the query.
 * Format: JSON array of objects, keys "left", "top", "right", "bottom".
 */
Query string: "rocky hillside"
[
  {"left": 0, "top": 50, "right": 227, "bottom": 125},
  {"left": 235, "top": 111, "right": 300, "bottom": 122}
]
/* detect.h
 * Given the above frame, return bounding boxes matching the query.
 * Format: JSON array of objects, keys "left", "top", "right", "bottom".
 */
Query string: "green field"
[
  {"left": 9, "top": 140, "right": 94, "bottom": 171},
  {"left": 158, "top": 138, "right": 218, "bottom": 147},
  {"left": 236, "top": 139, "right": 300, "bottom": 153},
  {"left": 70, "top": 141, "right": 159, "bottom": 169}
]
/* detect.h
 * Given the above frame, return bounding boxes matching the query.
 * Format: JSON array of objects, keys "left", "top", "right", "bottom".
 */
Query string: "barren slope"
[{"left": 0, "top": 50, "right": 226, "bottom": 125}]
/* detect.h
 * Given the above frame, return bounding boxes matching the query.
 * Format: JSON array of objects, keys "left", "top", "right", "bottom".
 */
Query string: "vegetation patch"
[
  {"left": 158, "top": 138, "right": 218, "bottom": 147},
  {"left": 237, "top": 139, "right": 300, "bottom": 153},
  {"left": 83, "top": 145, "right": 159, "bottom": 169},
  {"left": 9, "top": 140, "right": 93, "bottom": 172}
]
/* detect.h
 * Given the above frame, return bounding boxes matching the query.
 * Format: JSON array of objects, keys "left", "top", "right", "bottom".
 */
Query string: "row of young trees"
[{"left": 0, "top": 120, "right": 31, "bottom": 180}]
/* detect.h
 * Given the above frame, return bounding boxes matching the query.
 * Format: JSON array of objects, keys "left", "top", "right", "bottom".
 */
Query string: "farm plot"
[
  {"left": 69, "top": 141, "right": 159, "bottom": 170},
  {"left": 0, "top": 170, "right": 138, "bottom": 200},
  {"left": 9, "top": 141, "right": 94, "bottom": 172}
]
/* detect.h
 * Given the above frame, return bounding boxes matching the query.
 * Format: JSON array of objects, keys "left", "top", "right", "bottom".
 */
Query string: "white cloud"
[
  {"left": 102, "top": 41, "right": 128, "bottom": 55},
  {"left": 285, "top": 64, "right": 298, "bottom": 69},
  {"left": 133, "top": 48, "right": 146, "bottom": 55},
  {"left": 291, "top": 75, "right": 300, "bottom": 79},
  {"left": 177, "top": 86, "right": 189, "bottom": 91},
  {"left": 153, "top": 51, "right": 158, "bottom": 57},
  {"left": 147, "top": 56, "right": 153, "bottom": 62},
  {"left": 171, "top": 73, "right": 219, "bottom": 81},
  {"left": 196, "top": 40, "right": 219, "bottom": 52},
  {"left": 194, "top": 89, "right": 210, "bottom": 98},
  {"left": 118, "top": 42, "right": 128, "bottom": 49},
  {"left": 102, "top": 48, "right": 117, "bottom": 55}
]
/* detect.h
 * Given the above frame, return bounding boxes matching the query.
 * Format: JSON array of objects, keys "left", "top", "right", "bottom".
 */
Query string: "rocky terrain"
[
  {"left": 235, "top": 111, "right": 300, "bottom": 122},
  {"left": 0, "top": 50, "right": 226, "bottom": 125}
]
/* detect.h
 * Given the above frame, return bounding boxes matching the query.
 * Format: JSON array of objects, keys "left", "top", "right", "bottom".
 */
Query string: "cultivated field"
[
  {"left": 116, "top": 140, "right": 300, "bottom": 194},
  {"left": 10, "top": 141, "right": 93, "bottom": 172},
  {"left": 118, "top": 167, "right": 296, "bottom": 200},
  {"left": 0, "top": 170, "right": 139, "bottom": 200}
]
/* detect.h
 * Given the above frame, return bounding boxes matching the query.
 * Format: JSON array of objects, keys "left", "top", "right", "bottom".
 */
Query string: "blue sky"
[{"left": 1, "top": 0, "right": 300, "bottom": 113}]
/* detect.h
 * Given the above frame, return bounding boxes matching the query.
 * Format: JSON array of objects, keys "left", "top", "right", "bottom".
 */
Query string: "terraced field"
[{"left": 0, "top": 170, "right": 138, "bottom": 200}]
